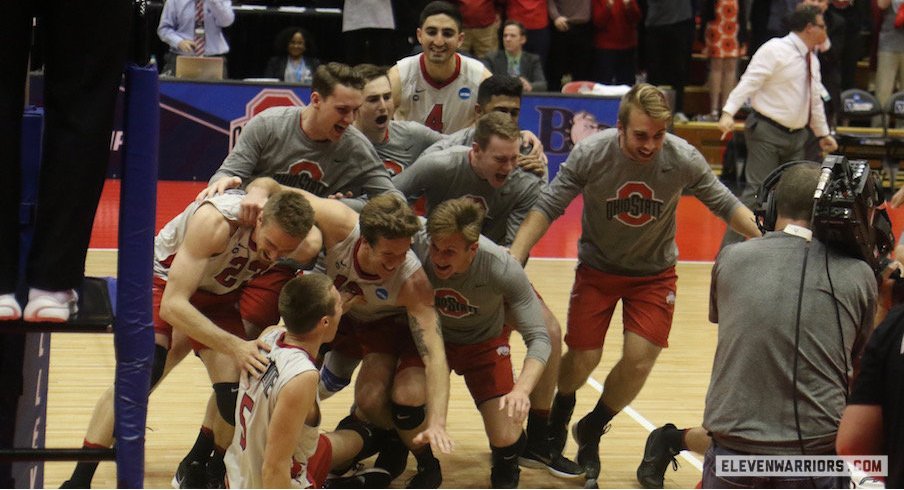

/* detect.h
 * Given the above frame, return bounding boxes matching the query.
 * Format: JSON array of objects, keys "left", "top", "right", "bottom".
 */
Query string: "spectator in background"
[
  {"left": 482, "top": 21, "right": 548, "bottom": 92},
  {"left": 506, "top": 0, "right": 552, "bottom": 70},
  {"left": 804, "top": 0, "right": 844, "bottom": 127},
  {"left": 874, "top": 0, "right": 904, "bottom": 111},
  {"left": 698, "top": 0, "right": 747, "bottom": 122},
  {"left": 548, "top": 0, "right": 594, "bottom": 91},
  {"left": 591, "top": 0, "right": 642, "bottom": 86},
  {"left": 264, "top": 27, "right": 320, "bottom": 84},
  {"left": 749, "top": 0, "right": 799, "bottom": 55},
  {"left": 342, "top": 0, "right": 398, "bottom": 66},
  {"left": 456, "top": 0, "right": 502, "bottom": 59},
  {"left": 158, "top": 0, "right": 234, "bottom": 77},
  {"left": 831, "top": 0, "right": 869, "bottom": 91},
  {"left": 643, "top": 0, "right": 695, "bottom": 121}
]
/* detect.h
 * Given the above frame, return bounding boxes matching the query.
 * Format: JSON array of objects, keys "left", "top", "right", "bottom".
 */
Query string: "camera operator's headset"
[{"left": 752, "top": 159, "right": 850, "bottom": 460}]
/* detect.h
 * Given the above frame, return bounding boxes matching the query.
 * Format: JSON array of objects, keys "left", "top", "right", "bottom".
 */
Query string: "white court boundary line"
[{"left": 585, "top": 376, "right": 704, "bottom": 473}]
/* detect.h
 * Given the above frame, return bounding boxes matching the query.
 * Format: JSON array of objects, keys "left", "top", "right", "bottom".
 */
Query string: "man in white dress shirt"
[{"left": 718, "top": 4, "right": 838, "bottom": 245}]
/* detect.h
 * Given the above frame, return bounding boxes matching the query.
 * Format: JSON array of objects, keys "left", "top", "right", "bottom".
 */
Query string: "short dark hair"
[
  {"left": 786, "top": 4, "right": 821, "bottom": 32},
  {"left": 502, "top": 20, "right": 526, "bottom": 36},
  {"left": 473, "top": 111, "right": 521, "bottom": 149},
  {"left": 775, "top": 162, "right": 821, "bottom": 222},
  {"left": 311, "top": 62, "right": 365, "bottom": 98},
  {"left": 279, "top": 274, "right": 336, "bottom": 335},
  {"left": 419, "top": 1, "right": 462, "bottom": 30},
  {"left": 360, "top": 194, "right": 421, "bottom": 245},
  {"left": 354, "top": 63, "right": 390, "bottom": 85},
  {"left": 273, "top": 27, "right": 313, "bottom": 56},
  {"left": 477, "top": 75, "right": 523, "bottom": 107}
]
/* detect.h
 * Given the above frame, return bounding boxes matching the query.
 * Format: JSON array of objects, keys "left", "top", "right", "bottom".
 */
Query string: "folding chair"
[{"left": 836, "top": 89, "right": 894, "bottom": 190}]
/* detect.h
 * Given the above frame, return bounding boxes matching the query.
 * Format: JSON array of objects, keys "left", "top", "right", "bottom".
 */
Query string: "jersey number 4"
[
  {"left": 425, "top": 104, "right": 444, "bottom": 133},
  {"left": 238, "top": 393, "right": 255, "bottom": 450}
]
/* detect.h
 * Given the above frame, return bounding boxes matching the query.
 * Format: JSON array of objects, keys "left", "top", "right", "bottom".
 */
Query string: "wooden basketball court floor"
[{"left": 38, "top": 180, "right": 904, "bottom": 489}]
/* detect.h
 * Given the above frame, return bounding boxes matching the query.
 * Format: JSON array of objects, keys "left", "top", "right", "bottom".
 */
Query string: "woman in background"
[{"left": 264, "top": 27, "right": 320, "bottom": 84}]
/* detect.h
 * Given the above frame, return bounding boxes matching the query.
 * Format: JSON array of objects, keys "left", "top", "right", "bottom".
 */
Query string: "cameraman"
[{"left": 702, "top": 162, "right": 878, "bottom": 488}]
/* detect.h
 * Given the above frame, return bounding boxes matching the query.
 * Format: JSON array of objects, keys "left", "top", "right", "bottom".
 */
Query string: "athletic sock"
[
  {"left": 584, "top": 398, "right": 617, "bottom": 431},
  {"left": 526, "top": 409, "right": 550, "bottom": 449},
  {"left": 183, "top": 426, "right": 214, "bottom": 463}
]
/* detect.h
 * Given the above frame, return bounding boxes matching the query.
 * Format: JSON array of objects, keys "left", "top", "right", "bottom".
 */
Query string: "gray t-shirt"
[
  {"left": 412, "top": 231, "right": 551, "bottom": 363},
  {"left": 375, "top": 121, "right": 444, "bottom": 176},
  {"left": 421, "top": 127, "right": 476, "bottom": 156},
  {"left": 211, "top": 106, "right": 400, "bottom": 206},
  {"left": 393, "top": 146, "right": 541, "bottom": 246},
  {"left": 704, "top": 232, "right": 877, "bottom": 455},
  {"left": 532, "top": 128, "right": 741, "bottom": 276}
]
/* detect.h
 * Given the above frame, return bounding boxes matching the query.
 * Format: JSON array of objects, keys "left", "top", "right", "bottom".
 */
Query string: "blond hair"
[
  {"left": 473, "top": 111, "right": 521, "bottom": 149},
  {"left": 617, "top": 83, "right": 672, "bottom": 127},
  {"left": 360, "top": 194, "right": 421, "bottom": 245},
  {"left": 427, "top": 198, "right": 485, "bottom": 245},
  {"left": 260, "top": 191, "right": 315, "bottom": 238}
]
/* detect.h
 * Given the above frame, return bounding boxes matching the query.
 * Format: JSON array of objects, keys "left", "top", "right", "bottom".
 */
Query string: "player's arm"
[
  {"left": 509, "top": 210, "right": 550, "bottom": 266},
  {"left": 262, "top": 371, "right": 319, "bottom": 488},
  {"left": 727, "top": 204, "right": 761, "bottom": 239},
  {"left": 245, "top": 177, "right": 358, "bottom": 248},
  {"left": 398, "top": 271, "right": 454, "bottom": 454},
  {"left": 286, "top": 225, "right": 324, "bottom": 266},
  {"left": 159, "top": 205, "right": 271, "bottom": 377},
  {"left": 388, "top": 65, "right": 403, "bottom": 118},
  {"left": 836, "top": 405, "right": 884, "bottom": 456}
]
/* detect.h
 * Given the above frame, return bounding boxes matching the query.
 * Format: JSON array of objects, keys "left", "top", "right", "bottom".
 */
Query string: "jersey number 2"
[{"left": 425, "top": 104, "right": 443, "bottom": 132}]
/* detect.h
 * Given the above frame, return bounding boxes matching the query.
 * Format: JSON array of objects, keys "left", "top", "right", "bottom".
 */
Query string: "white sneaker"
[
  {"left": 23, "top": 288, "right": 78, "bottom": 323},
  {"left": 0, "top": 293, "right": 22, "bottom": 321}
]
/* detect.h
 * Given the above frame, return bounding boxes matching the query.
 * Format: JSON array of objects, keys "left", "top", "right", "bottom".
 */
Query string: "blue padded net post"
[{"left": 114, "top": 64, "right": 159, "bottom": 489}]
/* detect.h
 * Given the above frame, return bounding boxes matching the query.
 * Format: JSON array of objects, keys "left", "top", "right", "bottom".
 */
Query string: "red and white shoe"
[
  {"left": 0, "top": 293, "right": 22, "bottom": 321},
  {"left": 23, "top": 288, "right": 78, "bottom": 323}
]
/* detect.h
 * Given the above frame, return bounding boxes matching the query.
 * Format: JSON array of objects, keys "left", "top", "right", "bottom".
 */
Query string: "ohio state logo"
[
  {"left": 605, "top": 182, "right": 664, "bottom": 227},
  {"left": 229, "top": 89, "right": 306, "bottom": 150},
  {"left": 288, "top": 160, "right": 324, "bottom": 180},
  {"left": 383, "top": 159, "right": 404, "bottom": 176},
  {"left": 434, "top": 288, "right": 478, "bottom": 319},
  {"left": 275, "top": 160, "right": 328, "bottom": 195}
]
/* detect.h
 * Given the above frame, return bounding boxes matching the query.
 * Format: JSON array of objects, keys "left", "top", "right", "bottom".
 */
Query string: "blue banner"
[{"left": 30, "top": 77, "right": 621, "bottom": 181}]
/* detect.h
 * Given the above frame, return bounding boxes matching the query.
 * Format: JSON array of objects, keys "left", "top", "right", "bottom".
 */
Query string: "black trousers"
[
  {"left": 547, "top": 22, "right": 593, "bottom": 91},
  {"left": 644, "top": 19, "right": 695, "bottom": 114},
  {"left": 0, "top": 0, "right": 131, "bottom": 294}
]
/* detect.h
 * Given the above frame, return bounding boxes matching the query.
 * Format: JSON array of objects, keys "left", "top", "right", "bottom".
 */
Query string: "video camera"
[{"left": 755, "top": 155, "right": 895, "bottom": 273}]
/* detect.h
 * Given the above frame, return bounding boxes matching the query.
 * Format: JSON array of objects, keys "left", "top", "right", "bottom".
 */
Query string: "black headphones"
[{"left": 753, "top": 160, "right": 820, "bottom": 234}]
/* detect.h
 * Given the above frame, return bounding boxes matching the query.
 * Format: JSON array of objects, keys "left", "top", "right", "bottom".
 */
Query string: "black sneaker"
[
  {"left": 571, "top": 415, "right": 607, "bottom": 483},
  {"left": 206, "top": 456, "right": 226, "bottom": 489},
  {"left": 636, "top": 424, "right": 680, "bottom": 489},
  {"left": 518, "top": 446, "right": 585, "bottom": 479},
  {"left": 405, "top": 462, "right": 442, "bottom": 489},
  {"left": 490, "top": 463, "right": 521, "bottom": 488},
  {"left": 325, "top": 468, "right": 393, "bottom": 489},
  {"left": 374, "top": 432, "right": 409, "bottom": 480},
  {"left": 171, "top": 460, "right": 208, "bottom": 489}
]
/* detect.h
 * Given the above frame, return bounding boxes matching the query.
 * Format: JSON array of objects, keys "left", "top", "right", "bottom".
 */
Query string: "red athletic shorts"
[
  {"left": 333, "top": 314, "right": 424, "bottom": 371},
  {"left": 152, "top": 266, "right": 295, "bottom": 351},
  {"left": 445, "top": 327, "right": 515, "bottom": 406},
  {"left": 565, "top": 263, "right": 677, "bottom": 350},
  {"left": 302, "top": 434, "right": 333, "bottom": 488}
]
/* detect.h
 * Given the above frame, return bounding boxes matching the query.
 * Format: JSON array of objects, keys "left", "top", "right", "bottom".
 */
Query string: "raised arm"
[
  {"left": 398, "top": 270, "right": 454, "bottom": 454},
  {"left": 158, "top": 205, "right": 270, "bottom": 377},
  {"left": 262, "top": 371, "right": 319, "bottom": 487}
]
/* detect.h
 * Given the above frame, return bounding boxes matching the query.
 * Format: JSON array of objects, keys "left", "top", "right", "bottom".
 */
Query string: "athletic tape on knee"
[
  {"left": 213, "top": 382, "right": 239, "bottom": 426},
  {"left": 150, "top": 344, "right": 168, "bottom": 387},
  {"left": 336, "top": 414, "right": 384, "bottom": 461},
  {"left": 390, "top": 402, "right": 426, "bottom": 431},
  {"left": 318, "top": 366, "right": 352, "bottom": 400}
]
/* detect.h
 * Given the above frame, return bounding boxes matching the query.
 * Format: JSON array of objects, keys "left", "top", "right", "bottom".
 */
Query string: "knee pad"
[
  {"left": 390, "top": 402, "right": 426, "bottom": 431},
  {"left": 336, "top": 414, "right": 384, "bottom": 462},
  {"left": 213, "top": 382, "right": 239, "bottom": 426},
  {"left": 150, "top": 344, "right": 168, "bottom": 388}
]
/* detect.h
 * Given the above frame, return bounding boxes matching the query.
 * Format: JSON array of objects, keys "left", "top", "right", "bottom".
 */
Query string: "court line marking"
[{"left": 585, "top": 376, "right": 705, "bottom": 473}]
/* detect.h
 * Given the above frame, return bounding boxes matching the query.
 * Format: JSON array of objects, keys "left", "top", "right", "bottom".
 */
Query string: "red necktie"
[{"left": 194, "top": 0, "right": 206, "bottom": 55}]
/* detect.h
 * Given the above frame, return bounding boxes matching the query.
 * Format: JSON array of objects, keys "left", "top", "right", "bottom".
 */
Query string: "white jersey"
[
  {"left": 225, "top": 328, "right": 321, "bottom": 489},
  {"left": 395, "top": 53, "right": 486, "bottom": 134},
  {"left": 153, "top": 192, "right": 272, "bottom": 294},
  {"left": 322, "top": 224, "right": 422, "bottom": 322}
]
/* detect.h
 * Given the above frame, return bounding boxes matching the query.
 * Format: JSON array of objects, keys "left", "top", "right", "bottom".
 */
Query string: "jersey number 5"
[
  {"left": 425, "top": 104, "right": 444, "bottom": 133},
  {"left": 238, "top": 393, "right": 255, "bottom": 450}
]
